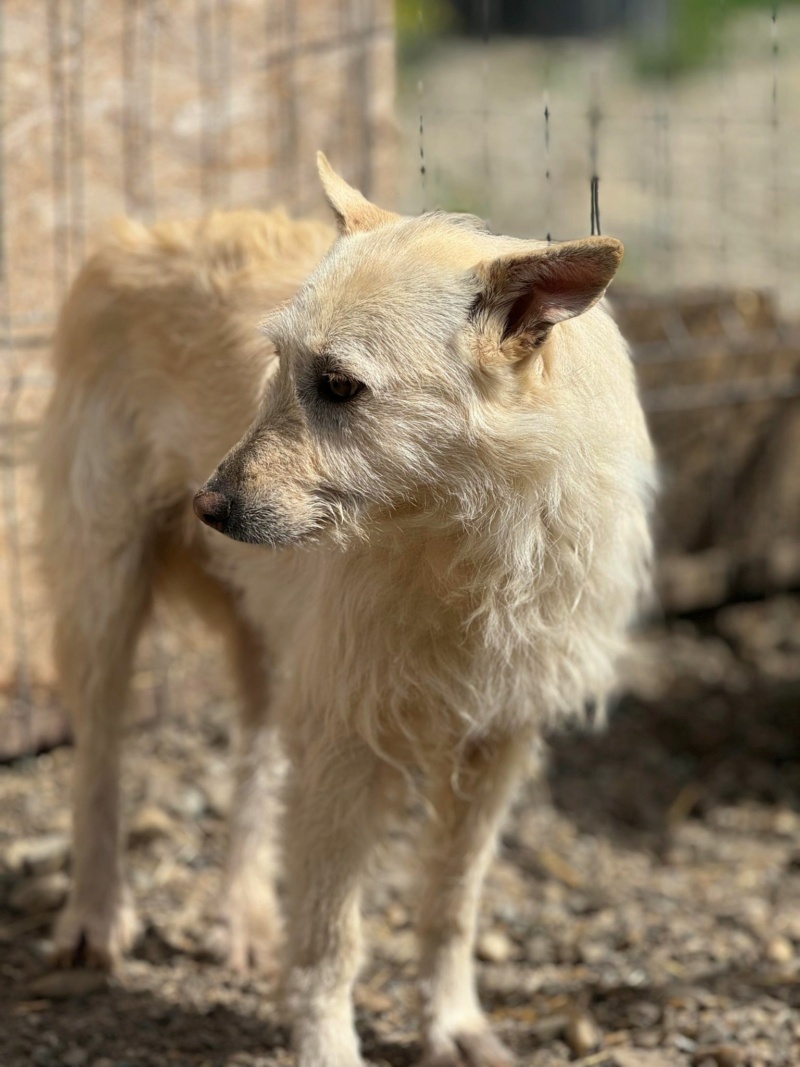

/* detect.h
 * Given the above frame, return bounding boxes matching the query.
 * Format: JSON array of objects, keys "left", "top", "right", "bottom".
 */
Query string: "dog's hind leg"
[
  {"left": 50, "top": 524, "right": 155, "bottom": 970},
  {"left": 158, "top": 547, "right": 284, "bottom": 973},
  {"left": 209, "top": 611, "right": 284, "bottom": 974},
  {"left": 416, "top": 739, "right": 529, "bottom": 1067}
]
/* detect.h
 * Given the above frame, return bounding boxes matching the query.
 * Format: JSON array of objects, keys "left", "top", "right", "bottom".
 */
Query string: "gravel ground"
[{"left": 2, "top": 599, "right": 800, "bottom": 1067}]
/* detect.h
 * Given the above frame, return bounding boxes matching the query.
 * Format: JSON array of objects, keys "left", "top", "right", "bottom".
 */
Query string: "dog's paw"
[
  {"left": 52, "top": 895, "right": 139, "bottom": 970},
  {"left": 418, "top": 1025, "right": 515, "bottom": 1067},
  {"left": 205, "top": 890, "right": 282, "bottom": 975}
]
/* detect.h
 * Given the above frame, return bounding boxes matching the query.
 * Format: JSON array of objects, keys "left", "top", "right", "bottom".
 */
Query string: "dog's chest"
[{"left": 209, "top": 535, "right": 528, "bottom": 744}]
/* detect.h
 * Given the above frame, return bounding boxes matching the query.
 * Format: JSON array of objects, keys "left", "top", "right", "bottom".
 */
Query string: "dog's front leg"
[
  {"left": 283, "top": 736, "right": 391, "bottom": 1067},
  {"left": 416, "top": 738, "right": 529, "bottom": 1067}
]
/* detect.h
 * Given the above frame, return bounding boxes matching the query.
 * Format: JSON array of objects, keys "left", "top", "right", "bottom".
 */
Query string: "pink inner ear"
[
  {"left": 513, "top": 255, "right": 614, "bottom": 333},
  {"left": 538, "top": 293, "right": 594, "bottom": 325},
  {"left": 504, "top": 284, "right": 587, "bottom": 340}
]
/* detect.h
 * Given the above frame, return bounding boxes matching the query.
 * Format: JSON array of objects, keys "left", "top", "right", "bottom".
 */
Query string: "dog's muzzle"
[{"left": 193, "top": 483, "right": 297, "bottom": 546}]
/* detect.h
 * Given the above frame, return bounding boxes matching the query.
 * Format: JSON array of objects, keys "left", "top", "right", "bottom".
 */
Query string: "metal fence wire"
[
  {"left": 0, "top": 0, "right": 395, "bottom": 757},
  {"left": 2, "top": 0, "right": 800, "bottom": 758},
  {"left": 398, "top": 1, "right": 800, "bottom": 605}
]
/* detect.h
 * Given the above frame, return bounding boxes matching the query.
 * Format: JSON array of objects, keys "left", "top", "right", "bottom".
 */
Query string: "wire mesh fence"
[
  {"left": 2, "top": 0, "right": 800, "bottom": 759},
  {"left": 394, "top": 1, "right": 800, "bottom": 608},
  {"left": 0, "top": 0, "right": 395, "bottom": 758}
]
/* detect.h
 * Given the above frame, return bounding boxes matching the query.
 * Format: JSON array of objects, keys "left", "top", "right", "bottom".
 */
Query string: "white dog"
[{"left": 40, "top": 154, "right": 655, "bottom": 1067}]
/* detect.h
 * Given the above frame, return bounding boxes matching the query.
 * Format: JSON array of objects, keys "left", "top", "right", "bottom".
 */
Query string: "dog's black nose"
[{"left": 193, "top": 489, "right": 231, "bottom": 531}]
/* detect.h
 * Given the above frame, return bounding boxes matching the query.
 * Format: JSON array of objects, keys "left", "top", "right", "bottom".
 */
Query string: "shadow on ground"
[{"left": 546, "top": 680, "right": 800, "bottom": 853}]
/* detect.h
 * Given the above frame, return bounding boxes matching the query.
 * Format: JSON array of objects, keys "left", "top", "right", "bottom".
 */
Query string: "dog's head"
[{"left": 194, "top": 154, "right": 623, "bottom": 547}]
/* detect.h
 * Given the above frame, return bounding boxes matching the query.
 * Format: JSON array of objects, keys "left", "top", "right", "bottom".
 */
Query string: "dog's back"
[
  {"left": 43, "top": 208, "right": 333, "bottom": 522},
  {"left": 38, "top": 208, "right": 333, "bottom": 969}
]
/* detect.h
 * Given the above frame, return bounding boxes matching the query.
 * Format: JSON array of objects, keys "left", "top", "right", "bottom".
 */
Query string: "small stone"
[
  {"left": 578, "top": 940, "right": 608, "bottom": 965},
  {"left": 635, "top": 1032, "right": 662, "bottom": 1049},
  {"left": 696, "top": 1021, "right": 729, "bottom": 1047},
  {"left": 564, "top": 1011, "right": 601, "bottom": 1057},
  {"left": 169, "top": 785, "right": 207, "bottom": 819},
  {"left": 28, "top": 969, "right": 110, "bottom": 999},
  {"left": 530, "top": 1013, "right": 570, "bottom": 1042},
  {"left": 382, "top": 930, "right": 415, "bottom": 966},
  {"left": 773, "top": 808, "right": 798, "bottom": 836},
  {"left": 692, "top": 1046, "right": 743, "bottom": 1067},
  {"left": 1, "top": 834, "right": 70, "bottom": 877},
  {"left": 613, "top": 1051, "right": 677, "bottom": 1067},
  {"left": 765, "top": 934, "right": 794, "bottom": 965},
  {"left": 386, "top": 901, "right": 408, "bottom": 930},
  {"left": 355, "top": 987, "right": 393, "bottom": 1014},
  {"left": 62, "top": 1049, "right": 90, "bottom": 1067},
  {"left": 8, "top": 872, "right": 69, "bottom": 914},
  {"left": 201, "top": 776, "right": 231, "bottom": 819},
  {"left": 127, "top": 805, "right": 176, "bottom": 847},
  {"left": 476, "top": 929, "right": 514, "bottom": 963},
  {"left": 29, "top": 938, "right": 55, "bottom": 960}
]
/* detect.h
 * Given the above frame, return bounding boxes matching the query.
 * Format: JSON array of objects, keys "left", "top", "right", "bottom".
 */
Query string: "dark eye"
[{"left": 318, "top": 371, "right": 364, "bottom": 403}]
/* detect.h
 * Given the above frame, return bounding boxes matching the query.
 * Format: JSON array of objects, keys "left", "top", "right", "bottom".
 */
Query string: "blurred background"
[{"left": 2, "top": 3, "right": 800, "bottom": 1066}]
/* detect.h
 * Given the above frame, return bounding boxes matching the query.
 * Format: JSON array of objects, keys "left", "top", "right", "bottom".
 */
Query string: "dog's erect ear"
[
  {"left": 316, "top": 151, "right": 399, "bottom": 236},
  {"left": 472, "top": 237, "right": 623, "bottom": 355}
]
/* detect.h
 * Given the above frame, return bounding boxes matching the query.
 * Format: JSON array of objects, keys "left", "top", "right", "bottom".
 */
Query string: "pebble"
[
  {"left": 1, "top": 834, "right": 70, "bottom": 877},
  {"left": 692, "top": 1046, "right": 743, "bottom": 1067},
  {"left": 127, "top": 805, "right": 177, "bottom": 847},
  {"left": 28, "top": 969, "right": 110, "bottom": 999},
  {"left": 578, "top": 939, "right": 609, "bottom": 965},
  {"left": 529, "top": 1013, "right": 570, "bottom": 1043},
  {"left": 30, "top": 938, "right": 55, "bottom": 960},
  {"left": 355, "top": 987, "right": 393, "bottom": 1014},
  {"left": 201, "top": 775, "right": 231, "bottom": 819},
  {"left": 635, "top": 1031, "right": 662, "bottom": 1049},
  {"left": 564, "top": 1011, "right": 601, "bottom": 1057},
  {"left": 382, "top": 930, "right": 415, "bottom": 965},
  {"left": 386, "top": 901, "right": 408, "bottom": 930},
  {"left": 169, "top": 785, "right": 207, "bottom": 819},
  {"left": 62, "top": 1049, "right": 90, "bottom": 1067},
  {"left": 612, "top": 1050, "right": 677, "bottom": 1067},
  {"left": 476, "top": 929, "right": 514, "bottom": 963},
  {"left": 772, "top": 808, "right": 798, "bottom": 836},
  {"left": 8, "top": 872, "right": 69, "bottom": 914},
  {"left": 765, "top": 934, "right": 794, "bottom": 965}
]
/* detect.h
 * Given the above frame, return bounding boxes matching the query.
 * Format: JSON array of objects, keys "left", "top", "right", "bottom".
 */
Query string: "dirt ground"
[{"left": 2, "top": 597, "right": 800, "bottom": 1067}]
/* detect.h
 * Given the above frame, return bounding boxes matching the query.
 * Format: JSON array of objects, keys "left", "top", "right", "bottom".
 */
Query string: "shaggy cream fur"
[{"left": 40, "top": 156, "right": 655, "bottom": 1067}]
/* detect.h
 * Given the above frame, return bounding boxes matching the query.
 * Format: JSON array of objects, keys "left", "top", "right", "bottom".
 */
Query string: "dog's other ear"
[
  {"left": 472, "top": 236, "right": 623, "bottom": 356},
  {"left": 316, "top": 151, "right": 399, "bottom": 236}
]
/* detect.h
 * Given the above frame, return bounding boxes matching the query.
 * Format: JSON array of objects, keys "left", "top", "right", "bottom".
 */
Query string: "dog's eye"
[{"left": 318, "top": 372, "right": 364, "bottom": 403}]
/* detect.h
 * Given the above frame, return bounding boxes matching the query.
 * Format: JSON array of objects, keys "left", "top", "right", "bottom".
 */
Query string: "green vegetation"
[{"left": 635, "top": 0, "right": 789, "bottom": 77}]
